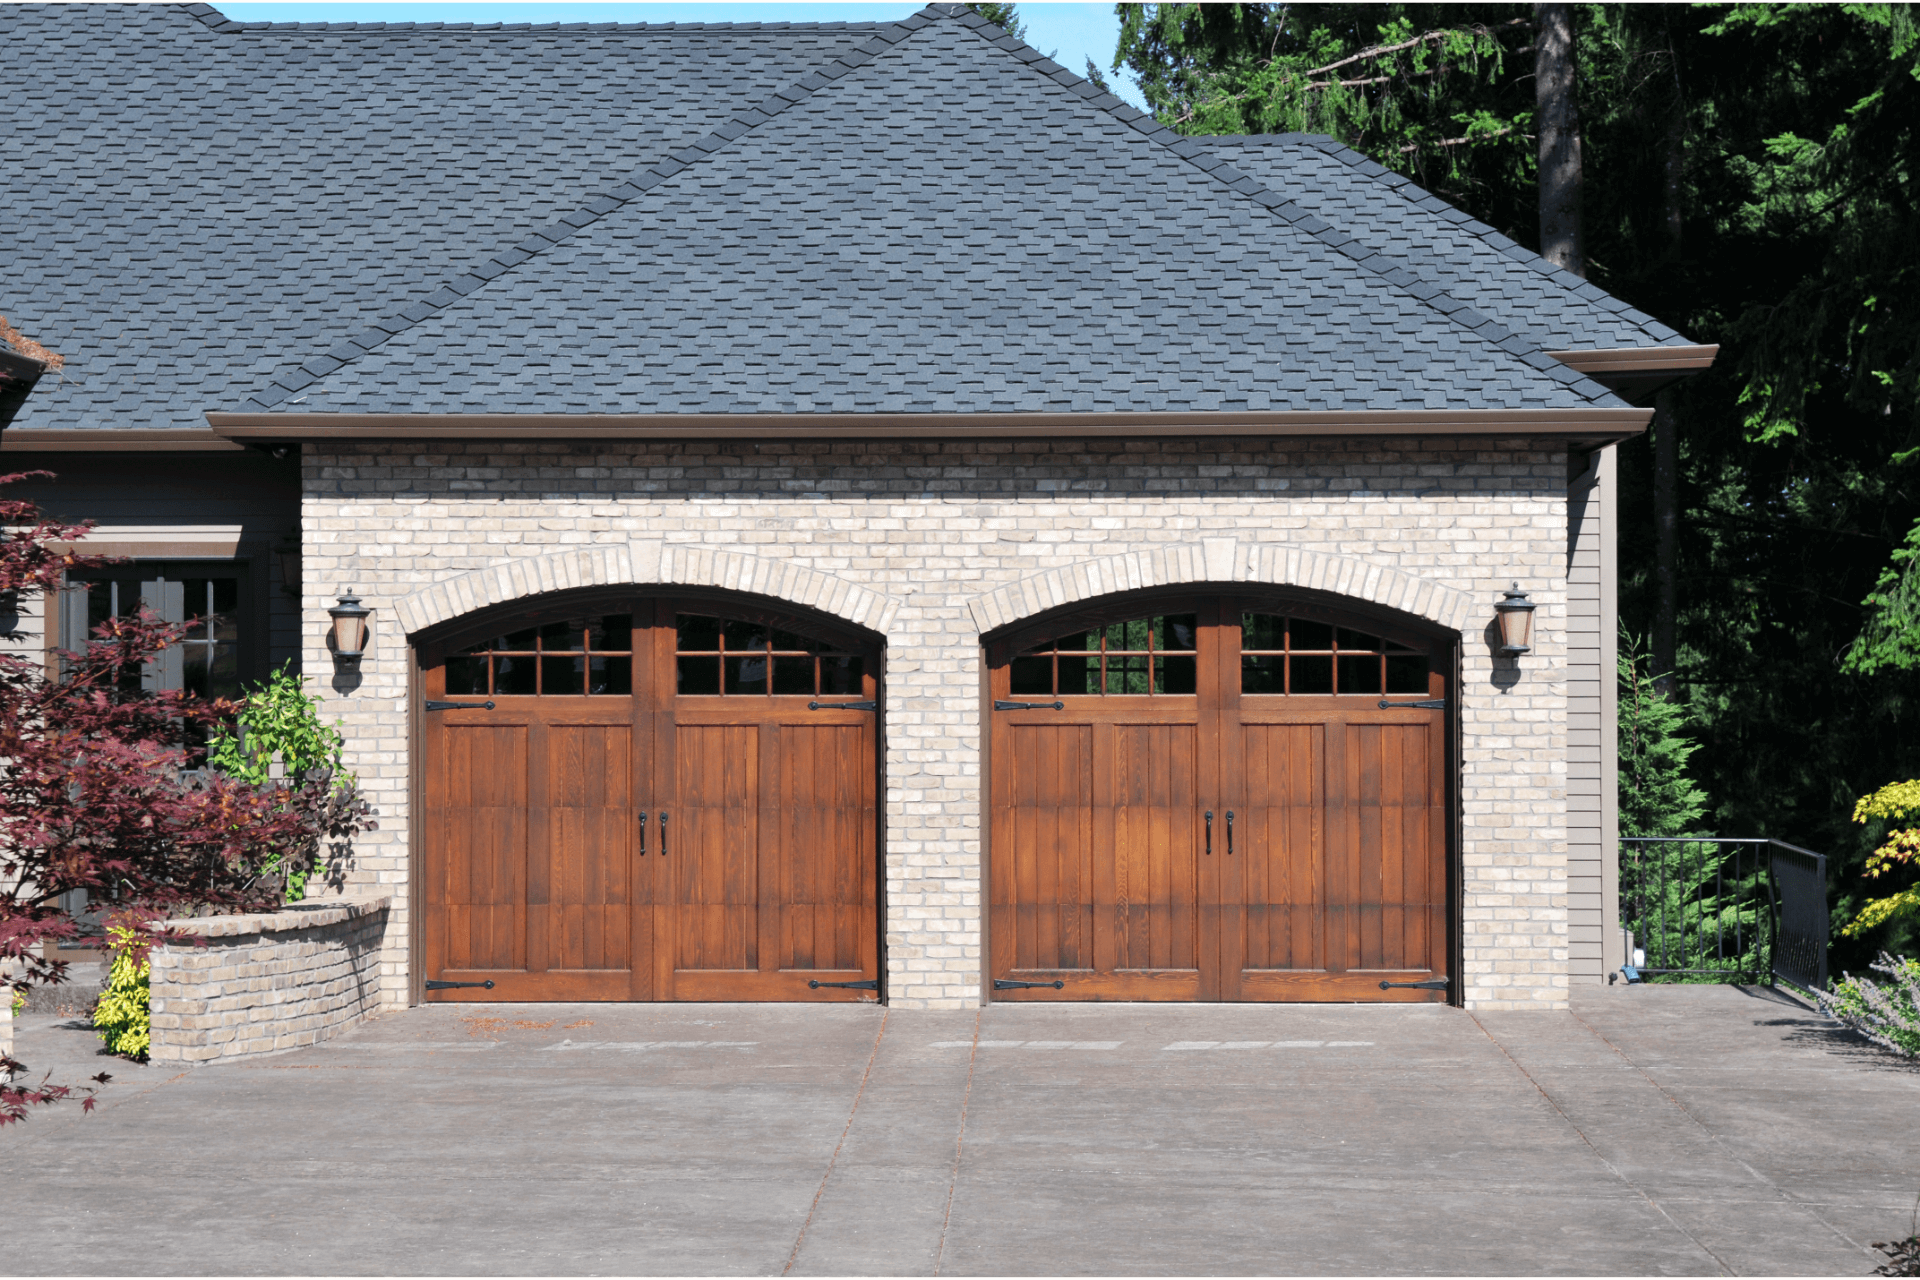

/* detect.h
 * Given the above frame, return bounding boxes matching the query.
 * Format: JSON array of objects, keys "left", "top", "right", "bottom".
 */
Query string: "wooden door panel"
[
  {"left": 540, "top": 723, "right": 634, "bottom": 977},
  {"left": 666, "top": 722, "right": 761, "bottom": 976},
  {"left": 1231, "top": 722, "right": 1326, "bottom": 983},
  {"left": 427, "top": 722, "right": 529, "bottom": 979},
  {"left": 990, "top": 713, "right": 1205, "bottom": 1001},
  {"left": 992, "top": 721, "right": 1094, "bottom": 977},
  {"left": 1102, "top": 721, "right": 1202, "bottom": 978},
  {"left": 770, "top": 721, "right": 875, "bottom": 975},
  {"left": 1339, "top": 721, "right": 1443, "bottom": 977}
]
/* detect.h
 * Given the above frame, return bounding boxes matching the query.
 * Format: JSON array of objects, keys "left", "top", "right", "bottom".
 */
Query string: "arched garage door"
[
  {"left": 418, "top": 596, "right": 879, "bottom": 1002},
  {"left": 988, "top": 594, "right": 1450, "bottom": 1003}
]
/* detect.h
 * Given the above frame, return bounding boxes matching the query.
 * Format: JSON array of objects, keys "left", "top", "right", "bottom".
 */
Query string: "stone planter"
[{"left": 147, "top": 897, "right": 390, "bottom": 1065}]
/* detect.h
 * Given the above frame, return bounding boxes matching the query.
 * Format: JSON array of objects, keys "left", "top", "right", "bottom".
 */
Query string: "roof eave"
[
  {"left": 0, "top": 349, "right": 50, "bottom": 431},
  {"left": 1549, "top": 345, "right": 1719, "bottom": 406},
  {"left": 204, "top": 408, "right": 1653, "bottom": 448}
]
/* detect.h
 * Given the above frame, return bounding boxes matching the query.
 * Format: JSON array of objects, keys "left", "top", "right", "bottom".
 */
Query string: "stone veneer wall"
[
  {"left": 148, "top": 898, "right": 389, "bottom": 1064},
  {"left": 304, "top": 437, "right": 1570, "bottom": 1012}
]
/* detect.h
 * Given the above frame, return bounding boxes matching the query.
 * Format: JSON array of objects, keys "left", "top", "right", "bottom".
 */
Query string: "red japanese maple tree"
[{"left": 0, "top": 472, "right": 365, "bottom": 1119}]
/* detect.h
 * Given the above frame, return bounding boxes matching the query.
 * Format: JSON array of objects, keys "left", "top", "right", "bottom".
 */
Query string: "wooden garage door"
[
  {"left": 988, "top": 598, "right": 1448, "bottom": 1002},
  {"left": 421, "top": 599, "right": 878, "bottom": 1003}
]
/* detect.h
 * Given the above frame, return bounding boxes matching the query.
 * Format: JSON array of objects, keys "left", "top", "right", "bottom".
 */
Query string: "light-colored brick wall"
[
  {"left": 148, "top": 898, "right": 389, "bottom": 1064},
  {"left": 303, "top": 437, "right": 1569, "bottom": 1012}
]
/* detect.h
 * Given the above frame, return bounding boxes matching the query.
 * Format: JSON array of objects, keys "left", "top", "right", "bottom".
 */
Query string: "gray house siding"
[{"left": 1566, "top": 445, "right": 1620, "bottom": 983}]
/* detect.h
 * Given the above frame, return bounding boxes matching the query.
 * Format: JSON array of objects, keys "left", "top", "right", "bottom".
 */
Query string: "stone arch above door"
[
  {"left": 965, "top": 539, "right": 1477, "bottom": 636},
  {"left": 392, "top": 543, "right": 905, "bottom": 638}
]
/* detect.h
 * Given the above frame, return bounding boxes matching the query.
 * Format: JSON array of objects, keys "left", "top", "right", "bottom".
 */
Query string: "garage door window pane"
[
  {"left": 1005, "top": 614, "right": 1196, "bottom": 695},
  {"left": 1242, "top": 613, "right": 1427, "bottom": 696},
  {"left": 677, "top": 613, "right": 866, "bottom": 697},
  {"left": 449, "top": 613, "right": 634, "bottom": 695}
]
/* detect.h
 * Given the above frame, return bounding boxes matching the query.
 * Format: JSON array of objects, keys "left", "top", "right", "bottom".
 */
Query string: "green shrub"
[
  {"left": 92, "top": 919, "right": 151, "bottom": 1061},
  {"left": 205, "top": 663, "right": 353, "bottom": 901},
  {"left": 1820, "top": 952, "right": 1920, "bottom": 1058}
]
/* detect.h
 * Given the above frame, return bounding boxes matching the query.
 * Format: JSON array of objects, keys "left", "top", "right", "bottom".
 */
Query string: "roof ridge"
[
  {"left": 245, "top": 7, "right": 946, "bottom": 410},
  {"left": 183, "top": 4, "right": 892, "bottom": 35},
  {"left": 924, "top": 19, "right": 1616, "bottom": 402},
  {"left": 1190, "top": 131, "right": 1687, "bottom": 344}
]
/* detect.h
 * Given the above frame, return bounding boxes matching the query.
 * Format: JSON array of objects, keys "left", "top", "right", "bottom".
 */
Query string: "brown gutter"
[
  {"left": 1, "top": 428, "right": 246, "bottom": 453},
  {"left": 0, "top": 348, "right": 49, "bottom": 431},
  {"left": 205, "top": 408, "right": 1653, "bottom": 444},
  {"left": 1548, "top": 345, "right": 1719, "bottom": 406}
]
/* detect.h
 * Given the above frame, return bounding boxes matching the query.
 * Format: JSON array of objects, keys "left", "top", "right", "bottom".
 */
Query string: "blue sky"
[{"left": 216, "top": 2, "right": 1150, "bottom": 109}]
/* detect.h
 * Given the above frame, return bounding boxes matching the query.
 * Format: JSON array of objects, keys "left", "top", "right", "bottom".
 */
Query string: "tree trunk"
[
  {"left": 1652, "top": 386, "right": 1679, "bottom": 693},
  {"left": 1651, "top": 42, "right": 1686, "bottom": 693},
  {"left": 1535, "top": 3, "right": 1584, "bottom": 276}
]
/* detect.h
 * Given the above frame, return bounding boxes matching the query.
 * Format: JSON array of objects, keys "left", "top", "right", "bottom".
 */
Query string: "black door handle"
[
  {"left": 659, "top": 811, "right": 668, "bottom": 858},
  {"left": 1226, "top": 810, "right": 1234, "bottom": 855},
  {"left": 638, "top": 811, "right": 647, "bottom": 855},
  {"left": 1204, "top": 810, "right": 1213, "bottom": 855}
]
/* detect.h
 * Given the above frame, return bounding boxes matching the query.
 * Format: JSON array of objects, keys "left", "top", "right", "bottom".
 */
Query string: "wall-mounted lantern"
[
  {"left": 1494, "top": 583, "right": 1535, "bottom": 655},
  {"left": 327, "top": 593, "right": 370, "bottom": 664}
]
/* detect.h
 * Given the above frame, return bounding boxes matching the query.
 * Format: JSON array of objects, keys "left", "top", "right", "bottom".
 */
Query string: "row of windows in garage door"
[
  {"left": 417, "top": 592, "right": 1450, "bottom": 1007},
  {"left": 434, "top": 609, "right": 1433, "bottom": 699}
]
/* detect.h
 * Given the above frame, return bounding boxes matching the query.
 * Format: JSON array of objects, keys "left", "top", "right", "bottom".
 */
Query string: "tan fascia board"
[
  {"left": 1548, "top": 345, "right": 1719, "bottom": 374},
  {"left": 205, "top": 408, "right": 1653, "bottom": 444},
  {"left": 1, "top": 429, "right": 246, "bottom": 453}
]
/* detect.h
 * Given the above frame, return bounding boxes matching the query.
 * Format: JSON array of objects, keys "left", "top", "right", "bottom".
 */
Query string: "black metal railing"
[{"left": 1618, "top": 837, "right": 1828, "bottom": 995}]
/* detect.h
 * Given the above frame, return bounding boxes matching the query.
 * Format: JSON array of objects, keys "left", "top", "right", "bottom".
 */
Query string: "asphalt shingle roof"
[
  {"left": 1201, "top": 134, "right": 1694, "bottom": 353},
  {"left": 3, "top": 3, "right": 1644, "bottom": 427},
  {"left": 4, "top": 3, "right": 879, "bottom": 430}
]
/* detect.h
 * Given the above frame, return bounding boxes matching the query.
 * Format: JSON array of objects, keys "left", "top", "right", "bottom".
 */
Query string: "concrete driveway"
[{"left": 3, "top": 985, "right": 1915, "bottom": 1276}]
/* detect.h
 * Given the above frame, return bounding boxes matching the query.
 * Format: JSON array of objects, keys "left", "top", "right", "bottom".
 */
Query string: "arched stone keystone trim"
[
  {"left": 967, "top": 540, "right": 1476, "bottom": 636},
  {"left": 392, "top": 543, "right": 904, "bottom": 638}
]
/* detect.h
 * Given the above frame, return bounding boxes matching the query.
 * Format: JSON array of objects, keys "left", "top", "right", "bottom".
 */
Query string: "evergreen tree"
[{"left": 1618, "top": 629, "right": 1708, "bottom": 837}]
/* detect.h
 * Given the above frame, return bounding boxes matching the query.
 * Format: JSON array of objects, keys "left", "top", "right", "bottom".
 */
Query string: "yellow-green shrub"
[{"left": 93, "top": 920, "right": 151, "bottom": 1060}]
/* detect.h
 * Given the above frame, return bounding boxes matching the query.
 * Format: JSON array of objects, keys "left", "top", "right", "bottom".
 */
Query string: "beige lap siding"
[{"left": 303, "top": 437, "right": 1569, "bottom": 1012}]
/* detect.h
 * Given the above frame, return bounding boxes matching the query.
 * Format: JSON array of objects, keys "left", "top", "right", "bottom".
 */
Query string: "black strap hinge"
[
  {"left": 425, "top": 700, "right": 496, "bottom": 711},
  {"left": 424, "top": 979, "right": 495, "bottom": 991},
  {"left": 808, "top": 978, "right": 879, "bottom": 990},
  {"left": 808, "top": 700, "right": 877, "bottom": 711},
  {"left": 1376, "top": 699, "right": 1446, "bottom": 710},
  {"left": 1377, "top": 976, "right": 1449, "bottom": 990},
  {"left": 994, "top": 700, "right": 1064, "bottom": 711},
  {"left": 993, "top": 978, "right": 1065, "bottom": 990}
]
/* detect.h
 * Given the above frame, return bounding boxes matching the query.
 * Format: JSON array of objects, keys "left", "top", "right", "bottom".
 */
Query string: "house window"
[{"left": 60, "top": 564, "right": 249, "bottom": 699}]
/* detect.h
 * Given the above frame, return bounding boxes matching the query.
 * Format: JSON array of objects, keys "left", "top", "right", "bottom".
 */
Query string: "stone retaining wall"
[{"left": 148, "top": 898, "right": 389, "bottom": 1065}]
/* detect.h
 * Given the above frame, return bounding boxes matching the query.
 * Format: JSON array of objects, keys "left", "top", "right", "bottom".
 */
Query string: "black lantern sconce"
[
  {"left": 327, "top": 593, "right": 370, "bottom": 665},
  {"left": 1493, "top": 583, "right": 1535, "bottom": 655}
]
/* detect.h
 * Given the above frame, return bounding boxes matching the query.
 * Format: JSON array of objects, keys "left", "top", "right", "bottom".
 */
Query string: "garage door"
[
  {"left": 420, "top": 598, "right": 879, "bottom": 1002},
  {"left": 988, "top": 597, "right": 1449, "bottom": 1002}
]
